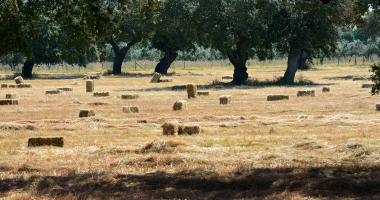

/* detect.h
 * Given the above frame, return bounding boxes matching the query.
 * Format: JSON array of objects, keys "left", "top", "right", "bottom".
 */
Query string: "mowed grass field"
[{"left": 1, "top": 63, "right": 380, "bottom": 199}]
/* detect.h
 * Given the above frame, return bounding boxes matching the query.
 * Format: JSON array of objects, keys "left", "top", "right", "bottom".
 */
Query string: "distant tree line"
[{"left": 1, "top": 0, "right": 380, "bottom": 84}]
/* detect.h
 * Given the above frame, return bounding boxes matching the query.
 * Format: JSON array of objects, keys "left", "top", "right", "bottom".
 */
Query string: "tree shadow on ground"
[
  {"left": 1, "top": 165, "right": 380, "bottom": 199},
  {"left": 322, "top": 75, "right": 355, "bottom": 80}
]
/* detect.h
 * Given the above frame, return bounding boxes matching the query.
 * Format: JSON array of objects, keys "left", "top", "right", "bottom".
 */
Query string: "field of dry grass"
[{"left": 1, "top": 63, "right": 380, "bottom": 199}]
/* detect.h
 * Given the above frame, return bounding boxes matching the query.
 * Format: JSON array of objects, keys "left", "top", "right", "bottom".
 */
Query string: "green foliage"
[
  {"left": 0, "top": 53, "right": 26, "bottom": 71},
  {"left": 370, "top": 62, "right": 380, "bottom": 95}
]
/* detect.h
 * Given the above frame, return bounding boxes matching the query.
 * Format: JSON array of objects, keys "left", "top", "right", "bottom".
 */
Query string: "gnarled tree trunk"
[
  {"left": 226, "top": 51, "right": 248, "bottom": 85},
  {"left": 22, "top": 58, "right": 35, "bottom": 78},
  {"left": 297, "top": 50, "right": 307, "bottom": 70},
  {"left": 283, "top": 47, "right": 302, "bottom": 83},
  {"left": 108, "top": 37, "right": 140, "bottom": 74},
  {"left": 154, "top": 48, "right": 178, "bottom": 75}
]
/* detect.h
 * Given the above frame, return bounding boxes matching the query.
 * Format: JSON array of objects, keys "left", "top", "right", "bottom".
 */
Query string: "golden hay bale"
[
  {"left": 0, "top": 99, "right": 18, "bottom": 105},
  {"left": 376, "top": 103, "right": 380, "bottom": 111},
  {"left": 86, "top": 80, "right": 94, "bottom": 92},
  {"left": 150, "top": 72, "right": 162, "bottom": 83},
  {"left": 173, "top": 100, "right": 187, "bottom": 111},
  {"left": 178, "top": 125, "right": 200, "bottom": 135},
  {"left": 197, "top": 91, "right": 210, "bottom": 96},
  {"left": 158, "top": 78, "right": 173, "bottom": 82},
  {"left": 93, "top": 91, "right": 110, "bottom": 97},
  {"left": 28, "top": 137, "right": 64, "bottom": 147},
  {"left": 123, "top": 106, "right": 139, "bottom": 113},
  {"left": 121, "top": 93, "right": 139, "bottom": 99},
  {"left": 267, "top": 95, "right": 289, "bottom": 101},
  {"left": 187, "top": 83, "right": 197, "bottom": 99},
  {"left": 1, "top": 83, "right": 8, "bottom": 88},
  {"left": 362, "top": 84, "right": 375, "bottom": 88},
  {"left": 79, "top": 109, "right": 95, "bottom": 118},
  {"left": 8, "top": 84, "right": 17, "bottom": 88},
  {"left": 219, "top": 95, "right": 232, "bottom": 104},
  {"left": 297, "top": 90, "right": 315, "bottom": 97},
  {"left": 14, "top": 76, "right": 24, "bottom": 84},
  {"left": 6, "top": 93, "right": 18, "bottom": 99},
  {"left": 17, "top": 83, "right": 32, "bottom": 88},
  {"left": 161, "top": 122, "right": 178, "bottom": 136},
  {"left": 46, "top": 90, "right": 61, "bottom": 95},
  {"left": 322, "top": 87, "right": 330, "bottom": 92},
  {"left": 57, "top": 87, "right": 73, "bottom": 91},
  {"left": 222, "top": 75, "right": 233, "bottom": 79},
  {"left": 84, "top": 75, "right": 102, "bottom": 80}
]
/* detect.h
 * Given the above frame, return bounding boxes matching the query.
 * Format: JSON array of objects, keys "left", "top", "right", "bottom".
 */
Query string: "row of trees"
[{"left": 1, "top": 0, "right": 379, "bottom": 84}]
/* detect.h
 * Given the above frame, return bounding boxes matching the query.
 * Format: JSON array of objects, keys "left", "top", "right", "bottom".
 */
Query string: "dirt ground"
[{"left": 1, "top": 65, "right": 380, "bottom": 199}]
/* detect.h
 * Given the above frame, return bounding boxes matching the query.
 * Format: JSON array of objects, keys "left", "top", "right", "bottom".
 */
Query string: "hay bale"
[
  {"left": 322, "top": 87, "right": 330, "bottom": 92},
  {"left": 376, "top": 103, "right": 380, "bottom": 111},
  {"left": 86, "top": 80, "right": 94, "bottom": 92},
  {"left": 178, "top": 125, "right": 200, "bottom": 135},
  {"left": 150, "top": 72, "right": 162, "bottom": 83},
  {"left": 57, "top": 87, "right": 73, "bottom": 91},
  {"left": 6, "top": 93, "right": 18, "bottom": 99},
  {"left": 14, "top": 76, "right": 24, "bottom": 84},
  {"left": 0, "top": 99, "right": 18, "bottom": 105},
  {"left": 161, "top": 122, "right": 178, "bottom": 136},
  {"left": 28, "top": 137, "right": 64, "bottom": 147},
  {"left": 362, "top": 83, "right": 375, "bottom": 88},
  {"left": 1, "top": 84, "right": 8, "bottom": 88},
  {"left": 158, "top": 78, "right": 173, "bottom": 82},
  {"left": 197, "top": 91, "right": 210, "bottom": 96},
  {"left": 17, "top": 83, "right": 32, "bottom": 88},
  {"left": 121, "top": 93, "right": 139, "bottom": 99},
  {"left": 93, "top": 91, "right": 110, "bottom": 97},
  {"left": 219, "top": 95, "right": 232, "bottom": 104},
  {"left": 187, "top": 83, "right": 197, "bottom": 99},
  {"left": 267, "top": 95, "right": 289, "bottom": 101},
  {"left": 123, "top": 106, "right": 139, "bottom": 113},
  {"left": 173, "top": 100, "right": 187, "bottom": 111},
  {"left": 297, "top": 90, "right": 316, "bottom": 97},
  {"left": 84, "top": 75, "right": 102, "bottom": 80},
  {"left": 79, "top": 109, "right": 95, "bottom": 118},
  {"left": 172, "top": 85, "right": 187, "bottom": 90},
  {"left": 222, "top": 75, "right": 233, "bottom": 79},
  {"left": 46, "top": 90, "right": 60, "bottom": 94},
  {"left": 8, "top": 84, "right": 17, "bottom": 88}
]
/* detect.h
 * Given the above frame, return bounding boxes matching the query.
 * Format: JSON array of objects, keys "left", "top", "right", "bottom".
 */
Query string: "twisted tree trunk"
[
  {"left": 108, "top": 37, "right": 140, "bottom": 74},
  {"left": 226, "top": 51, "right": 248, "bottom": 85},
  {"left": 154, "top": 48, "right": 178, "bottom": 75},
  {"left": 283, "top": 47, "right": 302, "bottom": 83},
  {"left": 22, "top": 58, "right": 35, "bottom": 78}
]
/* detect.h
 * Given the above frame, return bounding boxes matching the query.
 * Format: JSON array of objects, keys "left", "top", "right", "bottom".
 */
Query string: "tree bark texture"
[
  {"left": 283, "top": 48, "right": 302, "bottom": 83},
  {"left": 154, "top": 48, "right": 178, "bottom": 75},
  {"left": 22, "top": 58, "right": 35, "bottom": 78},
  {"left": 108, "top": 37, "right": 140, "bottom": 74},
  {"left": 297, "top": 50, "right": 307, "bottom": 70},
  {"left": 226, "top": 51, "right": 248, "bottom": 85}
]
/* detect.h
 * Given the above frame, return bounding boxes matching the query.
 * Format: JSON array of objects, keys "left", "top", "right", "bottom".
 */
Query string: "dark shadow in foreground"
[{"left": 1, "top": 165, "right": 380, "bottom": 199}]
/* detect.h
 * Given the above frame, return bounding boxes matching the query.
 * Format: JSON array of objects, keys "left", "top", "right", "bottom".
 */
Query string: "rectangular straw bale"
[
  {"left": 14, "top": 76, "right": 24, "bottom": 84},
  {"left": 46, "top": 90, "right": 60, "bottom": 94},
  {"left": 1, "top": 84, "right": 8, "bottom": 88},
  {"left": 8, "top": 84, "right": 17, "bottom": 88},
  {"left": 121, "top": 93, "right": 139, "bottom": 99},
  {"left": 6, "top": 93, "right": 18, "bottom": 99},
  {"left": 123, "top": 106, "right": 139, "bottom": 113},
  {"left": 161, "top": 122, "right": 178, "bottom": 135},
  {"left": 362, "top": 83, "right": 375, "bottom": 88},
  {"left": 86, "top": 80, "right": 94, "bottom": 92},
  {"left": 85, "top": 75, "right": 102, "bottom": 79},
  {"left": 0, "top": 99, "right": 18, "bottom": 105},
  {"left": 173, "top": 100, "right": 187, "bottom": 111},
  {"left": 93, "top": 91, "right": 110, "bottom": 97},
  {"left": 297, "top": 90, "right": 315, "bottom": 97},
  {"left": 222, "top": 75, "right": 233, "bottom": 79},
  {"left": 158, "top": 78, "right": 173, "bottom": 82},
  {"left": 28, "top": 137, "right": 64, "bottom": 147},
  {"left": 219, "top": 95, "right": 231, "bottom": 104},
  {"left": 376, "top": 103, "right": 380, "bottom": 111},
  {"left": 187, "top": 83, "right": 197, "bottom": 99},
  {"left": 267, "top": 95, "right": 289, "bottom": 101},
  {"left": 150, "top": 72, "right": 162, "bottom": 83},
  {"left": 178, "top": 125, "right": 200, "bottom": 135},
  {"left": 197, "top": 91, "right": 210, "bottom": 96},
  {"left": 57, "top": 87, "right": 73, "bottom": 91},
  {"left": 79, "top": 109, "right": 95, "bottom": 117},
  {"left": 322, "top": 87, "right": 330, "bottom": 92},
  {"left": 17, "top": 83, "right": 32, "bottom": 88}
]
